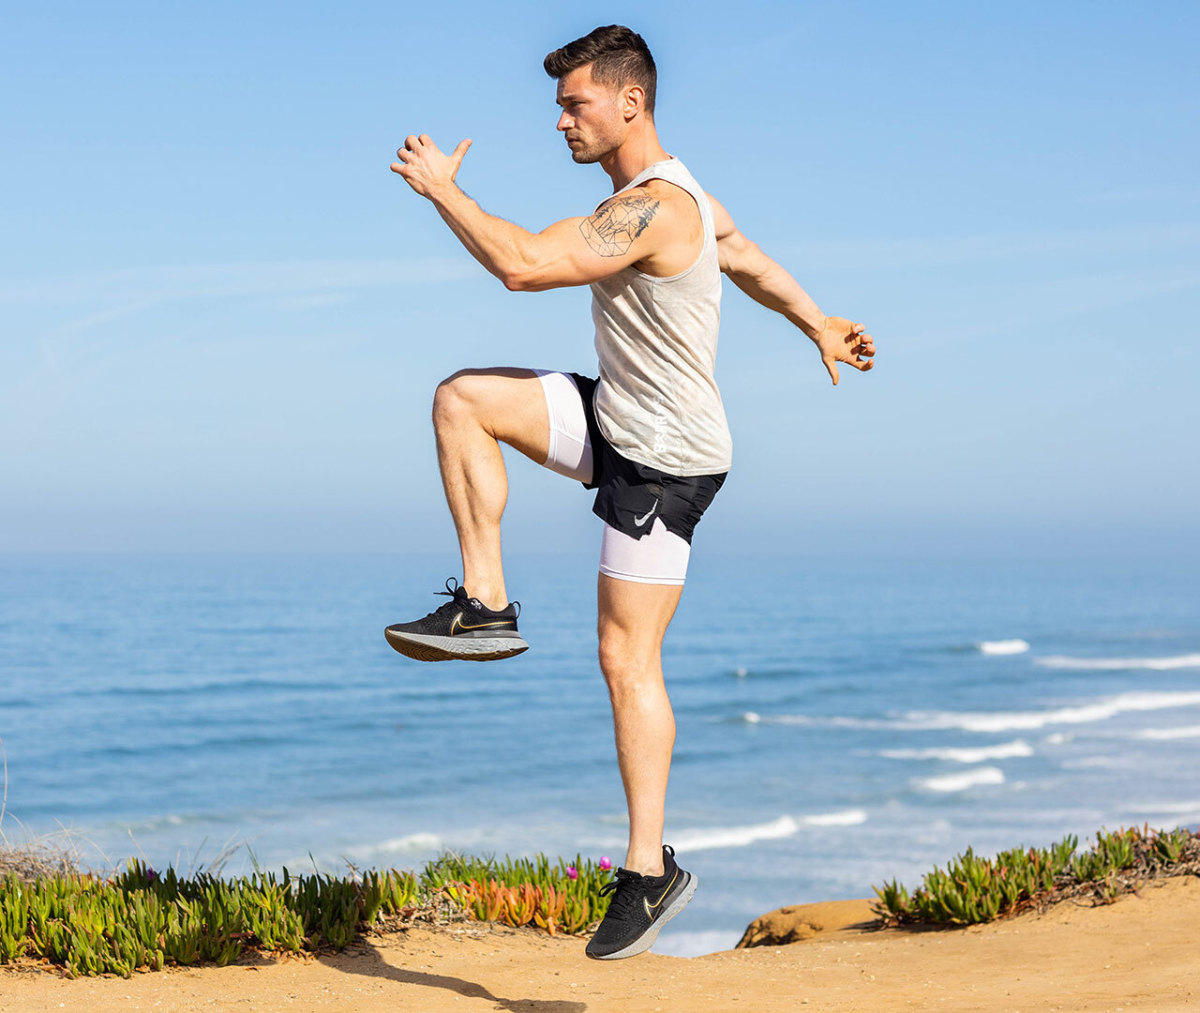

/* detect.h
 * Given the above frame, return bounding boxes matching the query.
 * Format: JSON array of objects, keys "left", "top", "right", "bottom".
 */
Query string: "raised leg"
[
  {"left": 431, "top": 368, "right": 552, "bottom": 610},
  {"left": 596, "top": 573, "right": 685, "bottom": 877}
]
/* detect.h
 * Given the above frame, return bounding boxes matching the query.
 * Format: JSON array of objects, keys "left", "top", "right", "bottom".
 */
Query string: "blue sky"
[{"left": 2, "top": 1, "right": 1197, "bottom": 559}]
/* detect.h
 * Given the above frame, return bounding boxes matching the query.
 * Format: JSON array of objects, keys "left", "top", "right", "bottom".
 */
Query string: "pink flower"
[
  {"left": 599, "top": 856, "right": 612, "bottom": 871},
  {"left": 566, "top": 866, "right": 578, "bottom": 880}
]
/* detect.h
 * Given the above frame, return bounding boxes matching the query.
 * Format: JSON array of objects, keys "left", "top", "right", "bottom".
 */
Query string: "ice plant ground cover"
[
  {"left": 0, "top": 827, "right": 1198, "bottom": 977},
  {"left": 0, "top": 851, "right": 614, "bottom": 978},
  {"left": 872, "top": 824, "right": 1200, "bottom": 925}
]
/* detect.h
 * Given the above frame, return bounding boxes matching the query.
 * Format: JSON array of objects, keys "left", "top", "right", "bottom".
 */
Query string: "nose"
[{"left": 556, "top": 110, "right": 572, "bottom": 132}]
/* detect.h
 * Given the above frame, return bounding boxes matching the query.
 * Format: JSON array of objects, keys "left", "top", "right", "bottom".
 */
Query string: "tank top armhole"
[{"left": 627, "top": 175, "right": 714, "bottom": 282}]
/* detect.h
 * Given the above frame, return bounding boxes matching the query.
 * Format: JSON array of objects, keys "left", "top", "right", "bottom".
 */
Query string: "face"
[{"left": 555, "top": 65, "right": 627, "bottom": 164}]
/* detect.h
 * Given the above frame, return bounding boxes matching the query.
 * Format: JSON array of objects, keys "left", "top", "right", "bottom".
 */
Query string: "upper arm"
[
  {"left": 707, "top": 193, "right": 765, "bottom": 278},
  {"left": 504, "top": 187, "right": 673, "bottom": 292}
]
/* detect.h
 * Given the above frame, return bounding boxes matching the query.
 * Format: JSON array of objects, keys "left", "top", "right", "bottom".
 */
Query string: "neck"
[{"left": 600, "top": 121, "right": 670, "bottom": 191}]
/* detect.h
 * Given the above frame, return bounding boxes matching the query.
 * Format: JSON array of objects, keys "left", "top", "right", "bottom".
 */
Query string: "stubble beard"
[{"left": 569, "top": 128, "right": 619, "bottom": 165}]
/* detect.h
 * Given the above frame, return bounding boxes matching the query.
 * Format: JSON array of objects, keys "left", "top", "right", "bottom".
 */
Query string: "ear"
[{"left": 621, "top": 84, "right": 646, "bottom": 121}]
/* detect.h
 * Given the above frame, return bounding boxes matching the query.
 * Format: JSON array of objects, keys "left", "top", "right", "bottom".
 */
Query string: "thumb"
[
  {"left": 823, "top": 356, "right": 839, "bottom": 386},
  {"left": 451, "top": 138, "right": 472, "bottom": 169}
]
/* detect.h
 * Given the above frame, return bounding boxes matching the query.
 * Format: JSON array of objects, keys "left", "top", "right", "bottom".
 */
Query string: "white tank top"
[{"left": 589, "top": 156, "right": 732, "bottom": 476}]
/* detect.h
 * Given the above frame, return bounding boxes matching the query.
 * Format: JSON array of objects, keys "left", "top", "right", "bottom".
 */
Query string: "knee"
[
  {"left": 432, "top": 370, "right": 477, "bottom": 430},
  {"left": 598, "top": 633, "right": 654, "bottom": 701}
]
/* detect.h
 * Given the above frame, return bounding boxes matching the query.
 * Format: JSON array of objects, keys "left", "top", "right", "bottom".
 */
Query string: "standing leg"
[
  {"left": 597, "top": 572, "right": 685, "bottom": 877},
  {"left": 431, "top": 367, "right": 552, "bottom": 611}
]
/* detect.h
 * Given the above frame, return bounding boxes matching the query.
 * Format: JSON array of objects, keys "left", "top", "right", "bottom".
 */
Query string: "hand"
[
  {"left": 812, "top": 315, "right": 875, "bottom": 386},
  {"left": 390, "top": 134, "right": 472, "bottom": 199}
]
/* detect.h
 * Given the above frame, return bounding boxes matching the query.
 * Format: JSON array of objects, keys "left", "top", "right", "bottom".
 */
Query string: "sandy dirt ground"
[{"left": 2, "top": 875, "right": 1197, "bottom": 1012}]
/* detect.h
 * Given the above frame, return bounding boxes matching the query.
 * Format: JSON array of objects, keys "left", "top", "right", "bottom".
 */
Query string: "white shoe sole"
[
  {"left": 587, "top": 873, "right": 698, "bottom": 960},
  {"left": 384, "top": 629, "right": 529, "bottom": 662}
]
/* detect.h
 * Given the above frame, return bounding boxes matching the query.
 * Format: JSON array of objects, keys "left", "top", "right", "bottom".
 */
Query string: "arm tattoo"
[{"left": 580, "top": 194, "right": 662, "bottom": 257}]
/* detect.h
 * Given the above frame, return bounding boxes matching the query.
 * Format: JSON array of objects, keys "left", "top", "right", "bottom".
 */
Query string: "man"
[{"left": 387, "top": 25, "right": 875, "bottom": 960}]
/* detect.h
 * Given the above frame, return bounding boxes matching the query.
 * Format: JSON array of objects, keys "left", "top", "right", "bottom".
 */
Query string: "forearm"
[
  {"left": 730, "top": 258, "right": 827, "bottom": 340},
  {"left": 426, "top": 183, "right": 534, "bottom": 286}
]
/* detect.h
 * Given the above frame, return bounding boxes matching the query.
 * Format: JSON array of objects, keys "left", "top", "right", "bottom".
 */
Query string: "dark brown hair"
[{"left": 543, "top": 25, "right": 657, "bottom": 117}]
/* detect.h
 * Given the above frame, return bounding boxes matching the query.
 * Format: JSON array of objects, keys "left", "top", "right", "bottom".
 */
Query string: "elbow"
[
  {"left": 501, "top": 269, "right": 532, "bottom": 292},
  {"left": 499, "top": 248, "right": 540, "bottom": 291}
]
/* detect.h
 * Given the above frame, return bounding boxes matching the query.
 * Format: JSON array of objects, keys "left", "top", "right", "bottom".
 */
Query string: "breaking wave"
[
  {"left": 978, "top": 640, "right": 1030, "bottom": 655},
  {"left": 914, "top": 767, "right": 1006, "bottom": 792},
  {"left": 737, "top": 691, "right": 1200, "bottom": 734},
  {"left": 881, "top": 740, "right": 1033, "bottom": 763},
  {"left": 1034, "top": 653, "right": 1200, "bottom": 671},
  {"left": 671, "top": 810, "right": 867, "bottom": 853}
]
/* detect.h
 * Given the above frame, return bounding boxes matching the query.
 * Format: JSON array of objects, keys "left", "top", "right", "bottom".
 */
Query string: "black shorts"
[{"left": 569, "top": 373, "right": 727, "bottom": 545}]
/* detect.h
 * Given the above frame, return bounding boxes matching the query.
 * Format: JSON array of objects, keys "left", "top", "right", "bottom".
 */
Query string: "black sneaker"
[
  {"left": 384, "top": 578, "right": 529, "bottom": 662},
  {"left": 585, "top": 845, "right": 697, "bottom": 960}
]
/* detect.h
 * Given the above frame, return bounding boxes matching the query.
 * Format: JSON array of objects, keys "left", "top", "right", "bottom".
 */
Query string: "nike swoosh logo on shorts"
[{"left": 634, "top": 499, "right": 659, "bottom": 527}]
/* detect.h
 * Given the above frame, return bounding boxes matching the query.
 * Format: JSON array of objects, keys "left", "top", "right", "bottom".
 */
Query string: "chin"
[{"left": 571, "top": 142, "right": 614, "bottom": 165}]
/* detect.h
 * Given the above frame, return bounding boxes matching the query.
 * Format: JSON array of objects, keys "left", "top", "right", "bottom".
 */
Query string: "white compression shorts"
[{"left": 533, "top": 369, "right": 692, "bottom": 586}]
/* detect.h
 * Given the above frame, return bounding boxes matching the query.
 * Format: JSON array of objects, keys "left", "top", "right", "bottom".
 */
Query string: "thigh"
[
  {"left": 532, "top": 370, "right": 593, "bottom": 483},
  {"left": 598, "top": 519, "right": 692, "bottom": 587},
  {"left": 597, "top": 569, "right": 685, "bottom": 664},
  {"left": 439, "top": 367, "right": 552, "bottom": 465}
]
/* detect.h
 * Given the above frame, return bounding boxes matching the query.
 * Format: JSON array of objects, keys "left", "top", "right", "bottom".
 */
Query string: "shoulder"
[
  {"left": 586, "top": 182, "right": 689, "bottom": 243},
  {"left": 594, "top": 179, "right": 686, "bottom": 218}
]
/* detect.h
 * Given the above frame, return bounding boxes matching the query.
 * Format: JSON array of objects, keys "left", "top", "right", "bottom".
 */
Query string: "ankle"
[
  {"left": 623, "top": 852, "right": 665, "bottom": 878},
  {"left": 463, "top": 584, "right": 508, "bottom": 612}
]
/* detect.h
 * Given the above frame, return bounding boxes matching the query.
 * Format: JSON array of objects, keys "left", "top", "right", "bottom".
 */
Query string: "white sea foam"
[
  {"left": 1060, "top": 756, "right": 1124, "bottom": 769},
  {"left": 671, "top": 816, "right": 799, "bottom": 852},
  {"left": 669, "top": 809, "right": 866, "bottom": 853},
  {"left": 341, "top": 832, "right": 442, "bottom": 859},
  {"left": 978, "top": 639, "right": 1030, "bottom": 655},
  {"left": 734, "top": 666, "right": 749, "bottom": 678},
  {"left": 1127, "top": 801, "right": 1200, "bottom": 815},
  {"left": 902, "top": 691, "right": 1200, "bottom": 733},
  {"left": 801, "top": 809, "right": 868, "bottom": 827},
  {"left": 1137, "top": 725, "right": 1200, "bottom": 740},
  {"left": 914, "top": 767, "right": 1006, "bottom": 792},
  {"left": 881, "top": 740, "right": 1033, "bottom": 763},
  {"left": 1034, "top": 653, "right": 1200, "bottom": 671},
  {"left": 737, "top": 691, "right": 1200, "bottom": 735}
]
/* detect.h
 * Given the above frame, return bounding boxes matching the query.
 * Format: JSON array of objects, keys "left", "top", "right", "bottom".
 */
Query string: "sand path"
[{"left": 3, "top": 875, "right": 1196, "bottom": 1012}]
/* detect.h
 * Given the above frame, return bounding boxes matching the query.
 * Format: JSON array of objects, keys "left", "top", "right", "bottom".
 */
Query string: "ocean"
[{"left": 2, "top": 551, "right": 1198, "bottom": 957}]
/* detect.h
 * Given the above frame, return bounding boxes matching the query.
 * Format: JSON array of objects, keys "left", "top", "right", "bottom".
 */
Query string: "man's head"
[{"left": 544, "top": 25, "right": 657, "bottom": 164}]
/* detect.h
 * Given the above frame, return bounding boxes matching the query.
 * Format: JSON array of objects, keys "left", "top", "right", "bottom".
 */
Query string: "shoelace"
[
  {"left": 429, "top": 578, "right": 520, "bottom": 618},
  {"left": 598, "top": 868, "right": 645, "bottom": 920}
]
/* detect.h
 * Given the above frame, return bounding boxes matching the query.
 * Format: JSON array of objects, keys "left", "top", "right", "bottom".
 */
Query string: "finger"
[
  {"left": 450, "top": 138, "right": 473, "bottom": 166},
  {"left": 418, "top": 133, "right": 433, "bottom": 147},
  {"left": 822, "top": 355, "right": 839, "bottom": 386},
  {"left": 404, "top": 134, "right": 422, "bottom": 151},
  {"left": 394, "top": 147, "right": 414, "bottom": 162},
  {"left": 855, "top": 344, "right": 875, "bottom": 357}
]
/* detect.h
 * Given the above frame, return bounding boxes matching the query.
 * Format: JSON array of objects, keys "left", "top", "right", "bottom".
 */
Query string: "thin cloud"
[{"left": 0, "top": 257, "right": 482, "bottom": 306}]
